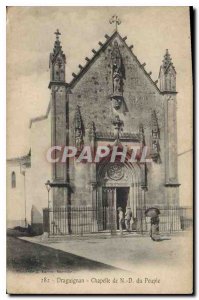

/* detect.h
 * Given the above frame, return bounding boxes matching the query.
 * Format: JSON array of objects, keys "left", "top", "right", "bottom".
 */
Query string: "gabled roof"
[
  {"left": 68, "top": 30, "right": 161, "bottom": 93},
  {"left": 7, "top": 149, "right": 31, "bottom": 166},
  {"left": 49, "top": 30, "right": 66, "bottom": 66}
]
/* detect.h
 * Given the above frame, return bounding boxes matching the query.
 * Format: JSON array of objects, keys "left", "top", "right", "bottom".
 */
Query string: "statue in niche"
[
  {"left": 113, "top": 71, "right": 123, "bottom": 96},
  {"left": 111, "top": 40, "right": 124, "bottom": 110},
  {"left": 111, "top": 40, "right": 122, "bottom": 72}
]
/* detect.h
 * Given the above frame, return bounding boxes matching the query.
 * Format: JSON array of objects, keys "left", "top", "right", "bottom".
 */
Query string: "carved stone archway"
[{"left": 96, "top": 161, "right": 144, "bottom": 219}]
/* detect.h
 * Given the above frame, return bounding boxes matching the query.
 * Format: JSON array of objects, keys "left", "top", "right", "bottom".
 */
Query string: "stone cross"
[
  {"left": 109, "top": 15, "right": 121, "bottom": 31},
  {"left": 54, "top": 29, "right": 61, "bottom": 40}
]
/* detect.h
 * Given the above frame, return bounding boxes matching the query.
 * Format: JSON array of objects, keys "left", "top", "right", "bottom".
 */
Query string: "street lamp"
[
  {"left": 44, "top": 180, "right": 51, "bottom": 238},
  {"left": 45, "top": 180, "right": 51, "bottom": 210}
]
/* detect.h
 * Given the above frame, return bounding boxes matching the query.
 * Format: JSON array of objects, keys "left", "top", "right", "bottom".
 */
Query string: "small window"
[{"left": 11, "top": 171, "right": 16, "bottom": 188}]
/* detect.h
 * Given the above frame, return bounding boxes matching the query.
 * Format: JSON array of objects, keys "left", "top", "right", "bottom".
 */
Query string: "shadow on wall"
[{"left": 31, "top": 205, "right": 43, "bottom": 235}]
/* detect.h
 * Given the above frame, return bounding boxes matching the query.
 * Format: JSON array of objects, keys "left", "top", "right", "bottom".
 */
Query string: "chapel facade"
[
  {"left": 46, "top": 28, "right": 179, "bottom": 234},
  {"left": 7, "top": 26, "right": 180, "bottom": 234}
]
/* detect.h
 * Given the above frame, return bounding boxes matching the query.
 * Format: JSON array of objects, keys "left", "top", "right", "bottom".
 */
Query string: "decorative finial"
[
  {"left": 52, "top": 29, "right": 63, "bottom": 55},
  {"left": 54, "top": 29, "right": 61, "bottom": 40},
  {"left": 162, "top": 49, "right": 172, "bottom": 69},
  {"left": 109, "top": 15, "right": 121, "bottom": 31}
]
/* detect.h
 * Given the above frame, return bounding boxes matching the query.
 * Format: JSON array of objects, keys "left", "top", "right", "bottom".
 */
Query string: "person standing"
[
  {"left": 125, "top": 207, "right": 133, "bottom": 232},
  {"left": 150, "top": 215, "right": 160, "bottom": 241},
  {"left": 118, "top": 207, "right": 124, "bottom": 235}
]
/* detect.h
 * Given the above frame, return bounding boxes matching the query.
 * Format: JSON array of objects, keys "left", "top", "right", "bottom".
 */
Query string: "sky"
[{"left": 7, "top": 6, "right": 192, "bottom": 158}]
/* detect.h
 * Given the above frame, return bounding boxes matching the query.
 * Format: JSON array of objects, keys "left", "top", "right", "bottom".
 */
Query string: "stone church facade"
[
  {"left": 7, "top": 28, "right": 180, "bottom": 234},
  {"left": 46, "top": 29, "right": 179, "bottom": 234}
]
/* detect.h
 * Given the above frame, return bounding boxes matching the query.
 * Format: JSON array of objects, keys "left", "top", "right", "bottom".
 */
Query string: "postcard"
[{"left": 6, "top": 6, "right": 193, "bottom": 294}]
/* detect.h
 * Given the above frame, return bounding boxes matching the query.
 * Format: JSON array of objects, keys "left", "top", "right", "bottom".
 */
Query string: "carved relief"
[
  {"left": 96, "top": 131, "right": 140, "bottom": 141},
  {"left": 107, "top": 163, "right": 124, "bottom": 181},
  {"left": 99, "top": 163, "right": 130, "bottom": 186},
  {"left": 112, "top": 97, "right": 122, "bottom": 110}
]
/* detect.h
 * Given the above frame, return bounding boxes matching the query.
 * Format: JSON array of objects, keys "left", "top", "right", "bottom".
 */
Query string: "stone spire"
[
  {"left": 53, "top": 29, "right": 63, "bottom": 55},
  {"left": 158, "top": 49, "right": 176, "bottom": 92},
  {"left": 162, "top": 49, "right": 173, "bottom": 70},
  {"left": 49, "top": 29, "right": 66, "bottom": 83}
]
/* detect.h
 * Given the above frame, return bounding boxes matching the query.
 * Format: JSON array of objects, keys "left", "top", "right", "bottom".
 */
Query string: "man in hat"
[
  {"left": 125, "top": 207, "right": 133, "bottom": 232},
  {"left": 117, "top": 207, "right": 124, "bottom": 235}
]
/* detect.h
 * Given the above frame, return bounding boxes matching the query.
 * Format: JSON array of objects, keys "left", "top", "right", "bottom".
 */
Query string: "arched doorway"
[{"left": 96, "top": 161, "right": 144, "bottom": 231}]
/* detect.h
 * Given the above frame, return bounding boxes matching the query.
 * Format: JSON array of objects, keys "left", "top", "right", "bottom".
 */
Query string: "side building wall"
[
  {"left": 7, "top": 162, "right": 26, "bottom": 228},
  {"left": 29, "top": 114, "right": 51, "bottom": 234}
]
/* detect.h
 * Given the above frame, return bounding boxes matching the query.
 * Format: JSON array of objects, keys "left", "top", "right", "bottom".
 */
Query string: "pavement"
[
  {"left": 7, "top": 231, "right": 117, "bottom": 273},
  {"left": 20, "top": 231, "right": 192, "bottom": 272}
]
